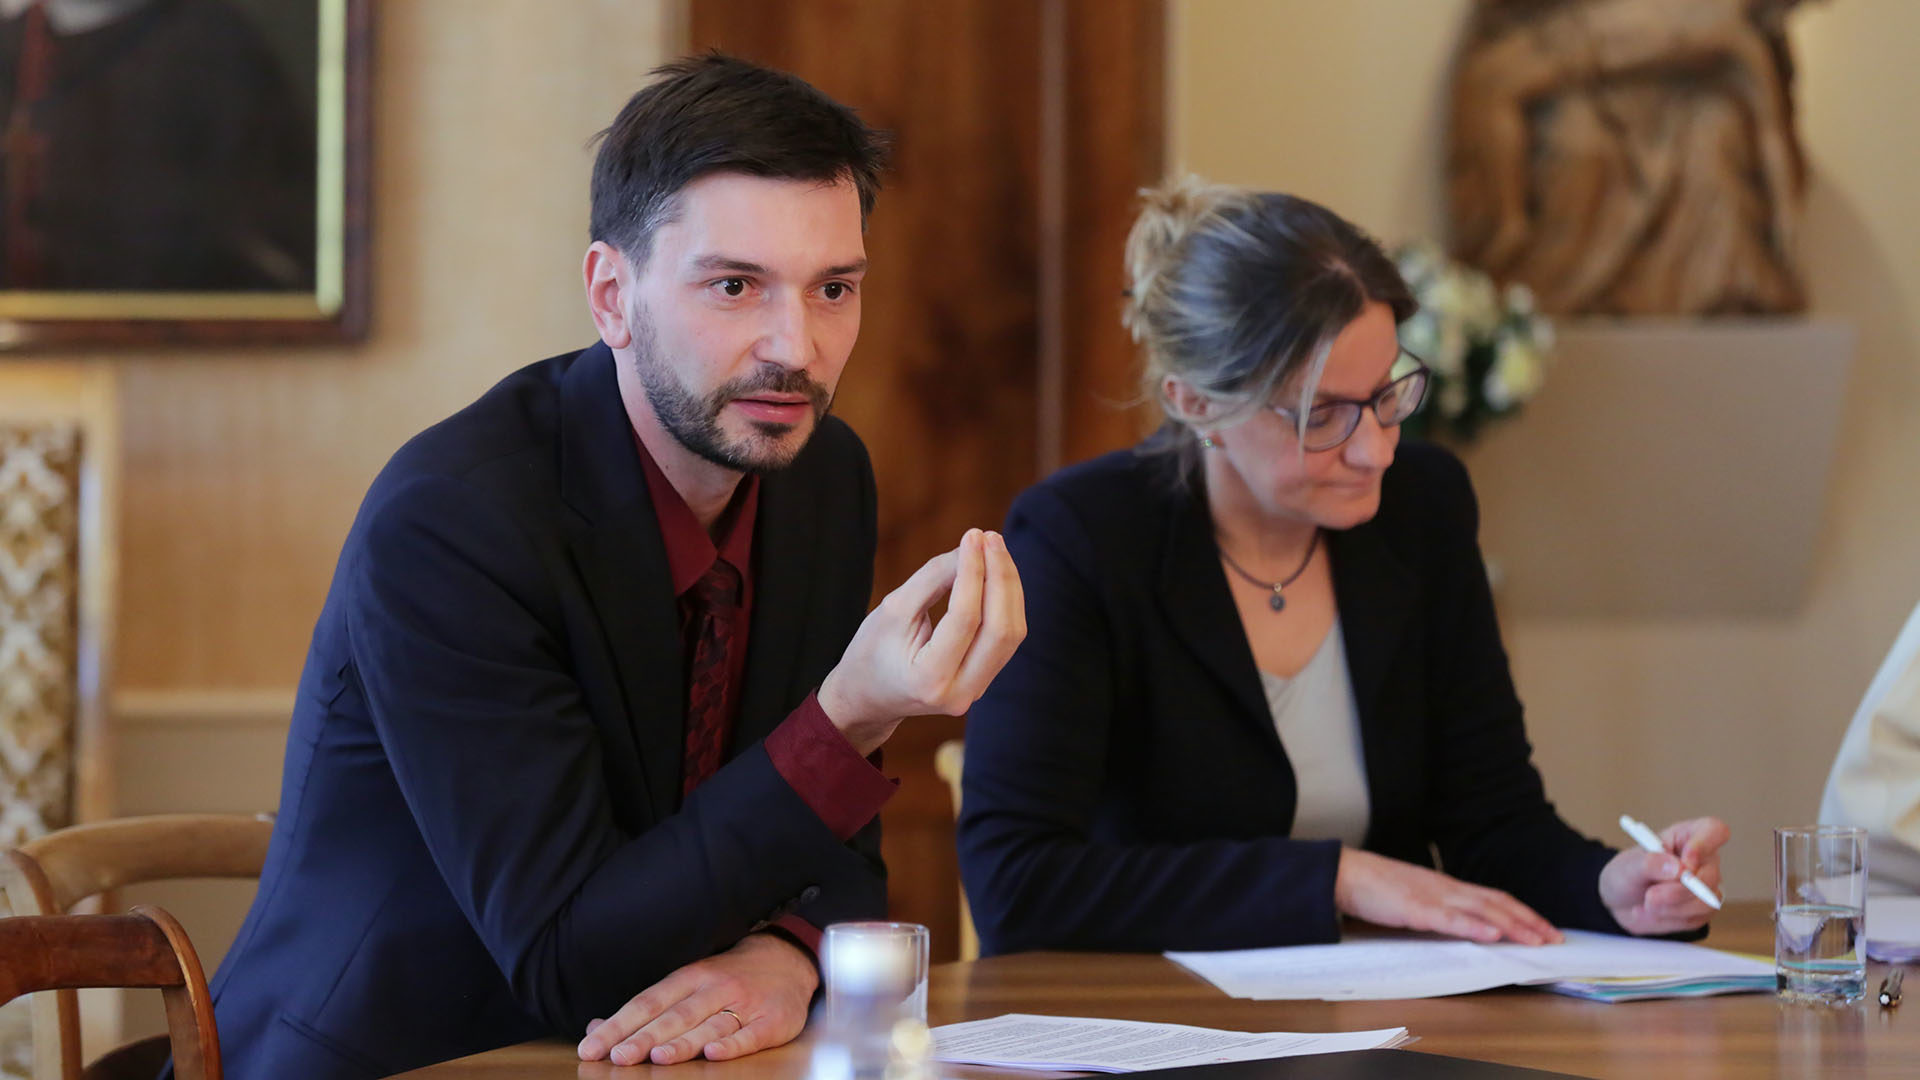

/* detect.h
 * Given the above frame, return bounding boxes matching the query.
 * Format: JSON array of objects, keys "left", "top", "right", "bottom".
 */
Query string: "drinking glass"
[
  {"left": 822, "top": 921, "right": 929, "bottom": 1022},
  {"left": 1774, "top": 825, "right": 1868, "bottom": 1004}
]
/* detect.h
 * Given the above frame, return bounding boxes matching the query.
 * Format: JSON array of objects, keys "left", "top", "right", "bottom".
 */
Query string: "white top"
[
  {"left": 1821, "top": 599, "right": 1920, "bottom": 894},
  {"left": 1259, "top": 620, "right": 1370, "bottom": 849}
]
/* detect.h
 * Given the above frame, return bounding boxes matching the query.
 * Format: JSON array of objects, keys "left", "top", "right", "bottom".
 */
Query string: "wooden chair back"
[
  {"left": 0, "top": 814, "right": 271, "bottom": 1080},
  {"left": 0, "top": 907, "right": 219, "bottom": 1080},
  {"left": 2, "top": 814, "right": 274, "bottom": 917},
  {"left": 932, "top": 740, "right": 979, "bottom": 961}
]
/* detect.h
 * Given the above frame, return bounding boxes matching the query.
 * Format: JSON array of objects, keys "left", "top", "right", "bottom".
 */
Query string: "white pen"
[{"left": 1619, "top": 814, "right": 1722, "bottom": 910}]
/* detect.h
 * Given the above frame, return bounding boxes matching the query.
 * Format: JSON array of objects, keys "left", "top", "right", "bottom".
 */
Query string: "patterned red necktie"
[{"left": 680, "top": 558, "right": 742, "bottom": 796}]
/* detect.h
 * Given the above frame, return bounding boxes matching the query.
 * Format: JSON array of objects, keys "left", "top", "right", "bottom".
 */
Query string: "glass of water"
[
  {"left": 822, "top": 921, "right": 929, "bottom": 1022},
  {"left": 813, "top": 923, "right": 932, "bottom": 1080},
  {"left": 1774, "top": 825, "right": 1868, "bottom": 1004}
]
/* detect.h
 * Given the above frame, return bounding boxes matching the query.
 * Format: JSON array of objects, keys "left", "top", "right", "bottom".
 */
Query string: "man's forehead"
[
  {"left": 655, "top": 173, "right": 866, "bottom": 274},
  {"left": 686, "top": 253, "right": 869, "bottom": 277}
]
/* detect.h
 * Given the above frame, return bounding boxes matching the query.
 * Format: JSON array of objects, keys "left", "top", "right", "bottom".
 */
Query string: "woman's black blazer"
[{"left": 958, "top": 440, "right": 1621, "bottom": 955}]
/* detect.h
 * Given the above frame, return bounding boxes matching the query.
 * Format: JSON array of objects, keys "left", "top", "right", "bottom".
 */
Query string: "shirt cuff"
[
  {"left": 770, "top": 915, "right": 823, "bottom": 959},
  {"left": 764, "top": 690, "right": 898, "bottom": 841}
]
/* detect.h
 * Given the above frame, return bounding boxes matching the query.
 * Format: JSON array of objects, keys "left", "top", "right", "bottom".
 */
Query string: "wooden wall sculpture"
[{"left": 1448, "top": 0, "right": 1812, "bottom": 316}]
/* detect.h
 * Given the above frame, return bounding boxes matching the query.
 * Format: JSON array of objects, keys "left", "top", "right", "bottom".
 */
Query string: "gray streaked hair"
[{"left": 1123, "top": 176, "right": 1416, "bottom": 482}]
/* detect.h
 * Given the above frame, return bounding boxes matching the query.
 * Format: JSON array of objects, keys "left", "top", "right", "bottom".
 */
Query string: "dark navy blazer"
[
  {"left": 207, "top": 344, "right": 886, "bottom": 1077},
  {"left": 957, "top": 440, "right": 1622, "bottom": 955}
]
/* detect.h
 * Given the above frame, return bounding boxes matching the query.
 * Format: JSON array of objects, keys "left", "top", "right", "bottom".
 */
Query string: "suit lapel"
[
  {"left": 733, "top": 464, "right": 817, "bottom": 750},
  {"left": 559, "top": 344, "right": 685, "bottom": 823},
  {"left": 1327, "top": 518, "right": 1418, "bottom": 835},
  {"left": 1157, "top": 484, "right": 1274, "bottom": 742}
]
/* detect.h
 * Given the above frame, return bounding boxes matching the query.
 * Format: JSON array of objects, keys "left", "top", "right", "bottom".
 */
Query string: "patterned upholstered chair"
[{"left": 0, "top": 366, "right": 120, "bottom": 1079}]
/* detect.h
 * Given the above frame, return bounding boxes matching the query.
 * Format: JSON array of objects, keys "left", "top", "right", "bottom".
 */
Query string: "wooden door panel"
[{"left": 690, "top": 0, "right": 1161, "bottom": 961}]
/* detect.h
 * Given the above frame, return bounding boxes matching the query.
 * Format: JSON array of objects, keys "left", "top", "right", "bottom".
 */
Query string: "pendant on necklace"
[{"left": 1269, "top": 589, "right": 1286, "bottom": 612}]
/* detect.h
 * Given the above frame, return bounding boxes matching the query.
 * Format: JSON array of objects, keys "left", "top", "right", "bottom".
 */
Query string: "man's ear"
[{"left": 584, "top": 241, "right": 635, "bottom": 349}]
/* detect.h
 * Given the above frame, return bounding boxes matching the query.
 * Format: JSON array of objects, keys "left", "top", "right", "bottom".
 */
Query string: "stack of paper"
[
  {"left": 1168, "top": 929, "right": 1773, "bottom": 1003},
  {"left": 1866, "top": 895, "right": 1920, "bottom": 962},
  {"left": 1537, "top": 972, "right": 1773, "bottom": 1003},
  {"left": 1495, "top": 931, "right": 1774, "bottom": 1002},
  {"left": 931, "top": 1014, "right": 1411, "bottom": 1073}
]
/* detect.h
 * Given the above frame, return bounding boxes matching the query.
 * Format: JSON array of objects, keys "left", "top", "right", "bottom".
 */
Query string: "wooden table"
[{"left": 400, "top": 903, "right": 1915, "bottom": 1079}]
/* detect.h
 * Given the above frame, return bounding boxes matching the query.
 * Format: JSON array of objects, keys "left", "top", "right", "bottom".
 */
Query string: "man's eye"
[
  {"left": 715, "top": 278, "right": 748, "bottom": 297},
  {"left": 821, "top": 282, "right": 850, "bottom": 301}
]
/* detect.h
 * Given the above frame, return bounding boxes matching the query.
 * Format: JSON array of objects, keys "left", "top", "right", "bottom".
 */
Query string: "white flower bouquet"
[{"left": 1392, "top": 242, "right": 1554, "bottom": 443}]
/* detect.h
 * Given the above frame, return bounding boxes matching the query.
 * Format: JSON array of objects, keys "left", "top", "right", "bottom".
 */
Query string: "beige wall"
[
  {"left": 1171, "top": 0, "right": 1920, "bottom": 900},
  {"left": 91, "top": 0, "right": 673, "bottom": 1045},
  {"left": 116, "top": 1, "right": 673, "bottom": 692}
]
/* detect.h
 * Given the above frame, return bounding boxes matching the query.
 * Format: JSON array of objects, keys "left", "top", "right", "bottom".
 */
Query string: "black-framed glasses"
[{"left": 1270, "top": 353, "right": 1430, "bottom": 452}]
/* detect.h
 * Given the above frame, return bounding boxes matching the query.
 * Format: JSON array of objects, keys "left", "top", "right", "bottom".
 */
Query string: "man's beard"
[{"left": 630, "top": 312, "right": 833, "bottom": 475}]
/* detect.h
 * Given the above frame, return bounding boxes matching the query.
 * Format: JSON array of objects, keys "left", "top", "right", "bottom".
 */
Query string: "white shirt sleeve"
[{"left": 1821, "top": 600, "right": 1920, "bottom": 894}]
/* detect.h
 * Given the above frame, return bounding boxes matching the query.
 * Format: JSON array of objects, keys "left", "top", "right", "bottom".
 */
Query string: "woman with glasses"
[{"left": 956, "top": 178, "right": 1727, "bottom": 954}]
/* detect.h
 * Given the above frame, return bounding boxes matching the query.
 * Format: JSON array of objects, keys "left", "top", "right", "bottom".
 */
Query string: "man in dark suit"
[{"left": 207, "top": 54, "right": 1024, "bottom": 1078}]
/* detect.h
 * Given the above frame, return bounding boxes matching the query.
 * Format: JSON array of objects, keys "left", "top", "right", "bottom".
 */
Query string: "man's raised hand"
[{"left": 819, "top": 528, "right": 1026, "bottom": 755}]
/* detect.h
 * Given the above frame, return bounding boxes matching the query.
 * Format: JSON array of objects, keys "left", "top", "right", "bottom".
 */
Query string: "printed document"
[
  {"left": 1168, "top": 929, "right": 1772, "bottom": 1001},
  {"left": 930, "top": 1013, "right": 1410, "bottom": 1073}
]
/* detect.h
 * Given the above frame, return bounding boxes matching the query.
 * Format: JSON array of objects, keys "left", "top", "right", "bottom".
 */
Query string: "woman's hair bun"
[{"left": 1123, "top": 175, "right": 1239, "bottom": 341}]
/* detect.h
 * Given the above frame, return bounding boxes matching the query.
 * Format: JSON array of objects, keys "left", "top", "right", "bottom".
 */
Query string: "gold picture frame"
[{"left": 0, "top": 0, "right": 369, "bottom": 347}]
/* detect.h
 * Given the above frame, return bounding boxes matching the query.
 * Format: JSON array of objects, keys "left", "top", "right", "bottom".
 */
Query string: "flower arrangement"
[{"left": 1392, "top": 242, "right": 1554, "bottom": 444}]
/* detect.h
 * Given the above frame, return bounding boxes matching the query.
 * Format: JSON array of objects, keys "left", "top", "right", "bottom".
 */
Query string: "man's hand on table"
[{"left": 575, "top": 931, "right": 818, "bottom": 1066}]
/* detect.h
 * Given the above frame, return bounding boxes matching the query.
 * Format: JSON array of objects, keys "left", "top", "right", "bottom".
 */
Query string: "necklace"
[{"left": 1217, "top": 528, "right": 1321, "bottom": 612}]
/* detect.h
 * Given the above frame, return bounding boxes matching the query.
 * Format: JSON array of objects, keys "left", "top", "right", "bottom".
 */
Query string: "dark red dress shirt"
[{"left": 633, "top": 434, "right": 896, "bottom": 953}]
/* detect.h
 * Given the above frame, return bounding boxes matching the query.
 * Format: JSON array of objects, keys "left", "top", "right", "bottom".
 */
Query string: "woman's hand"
[
  {"left": 1598, "top": 816, "right": 1729, "bottom": 936},
  {"left": 1334, "top": 847, "right": 1562, "bottom": 945}
]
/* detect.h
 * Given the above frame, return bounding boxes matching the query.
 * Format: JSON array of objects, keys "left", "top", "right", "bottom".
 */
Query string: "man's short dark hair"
[{"left": 590, "top": 52, "right": 890, "bottom": 264}]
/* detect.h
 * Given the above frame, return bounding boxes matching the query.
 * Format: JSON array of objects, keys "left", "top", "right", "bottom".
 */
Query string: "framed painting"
[{"left": 0, "top": 0, "right": 369, "bottom": 348}]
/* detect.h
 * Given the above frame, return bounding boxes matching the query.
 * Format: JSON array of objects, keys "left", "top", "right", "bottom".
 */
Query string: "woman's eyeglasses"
[{"left": 1270, "top": 354, "right": 1430, "bottom": 453}]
